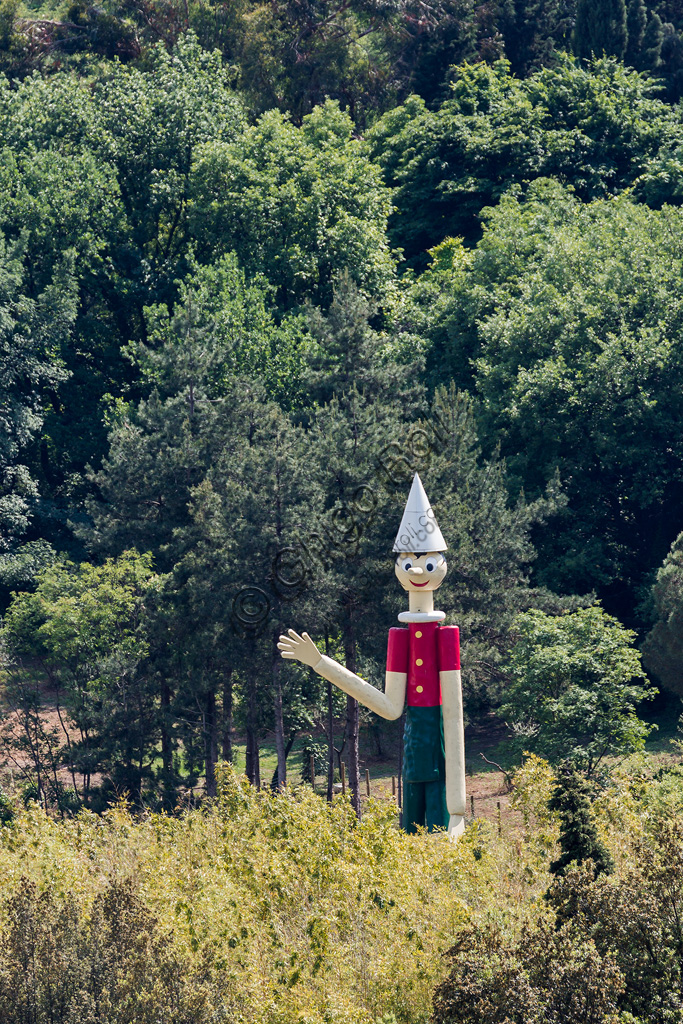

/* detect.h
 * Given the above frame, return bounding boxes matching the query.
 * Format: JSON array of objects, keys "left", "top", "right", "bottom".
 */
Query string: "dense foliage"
[
  {"left": 410, "top": 183, "right": 683, "bottom": 614},
  {"left": 0, "top": 757, "right": 677, "bottom": 1022},
  {"left": 0, "top": 765, "right": 483, "bottom": 1024},
  {"left": 547, "top": 765, "right": 613, "bottom": 876},
  {"left": 434, "top": 804, "right": 683, "bottom": 1024},
  {"left": 501, "top": 606, "right": 654, "bottom": 770},
  {"left": 367, "top": 56, "right": 683, "bottom": 260},
  {"left": 4, "top": 2, "right": 683, "bottom": 1021},
  {"left": 0, "top": 0, "right": 679, "bottom": 844}
]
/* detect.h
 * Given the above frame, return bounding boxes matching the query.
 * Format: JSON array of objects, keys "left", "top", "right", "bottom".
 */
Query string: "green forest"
[{"left": 3, "top": 0, "right": 683, "bottom": 1019}]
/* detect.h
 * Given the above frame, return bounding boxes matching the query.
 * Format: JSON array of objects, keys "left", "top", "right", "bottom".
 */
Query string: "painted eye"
[
  {"left": 401, "top": 558, "right": 413, "bottom": 571},
  {"left": 425, "top": 560, "right": 436, "bottom": 572}
]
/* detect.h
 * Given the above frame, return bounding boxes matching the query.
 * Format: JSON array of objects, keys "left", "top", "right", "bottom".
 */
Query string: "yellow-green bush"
[
  {"left": 5, "top": 754, "right": 682, "bottom": 1022},
  {"left": 0, "top": 763, "right": 554, "bottom": 1024}
]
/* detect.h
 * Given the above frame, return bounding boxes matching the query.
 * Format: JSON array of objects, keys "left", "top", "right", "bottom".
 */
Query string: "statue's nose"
[{"left": 407, "top": 566, "right": 424, "bottom": 576}]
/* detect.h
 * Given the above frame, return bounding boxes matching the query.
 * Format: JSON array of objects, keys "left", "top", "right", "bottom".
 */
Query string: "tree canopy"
[
  {"left": 367, "top": 56, "right": 683, "bottom": 262},
  {"left": 0, "top": 8, "right": 682, "bottom": 807},
  {"left": 500, "top": 606, "right": 655, "bottom": 771},
  {"left": 409, "top": 181, "right": 683, "bottom": 612}
]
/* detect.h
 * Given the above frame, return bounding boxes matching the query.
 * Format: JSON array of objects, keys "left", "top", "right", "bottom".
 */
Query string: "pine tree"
[
  {"left": 189, "top": 398, "right": 324, "bottom": 792},
  {"left": 625, "top": 0, "right": 647, "bottom": 65},
  {"left": 641, "top": 12, "right": 664, "bottom": 70},
  {"left": 625, "top": 0, "right": 663, "bottom": 69},
  {"left": 548, "top": 766, "right": 613, "bottom": 877},
  {"left": 302, "top": 274, "right": 426, "bottom": 816},
  {"left": 80, "top": 264, "right": 304, "bottom": 800},
  {"left": 574, "top": 0, "right": 628, "bottom": 59}
]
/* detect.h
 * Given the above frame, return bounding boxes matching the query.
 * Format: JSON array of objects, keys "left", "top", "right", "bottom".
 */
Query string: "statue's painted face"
[{"left": 394, "top": 551, "right": 447, "bottom": 592}]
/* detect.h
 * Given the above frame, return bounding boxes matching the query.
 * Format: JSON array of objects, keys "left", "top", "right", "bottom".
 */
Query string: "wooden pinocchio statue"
[{"left": 278, "top": 474, "right": 466, "bottom": 838}]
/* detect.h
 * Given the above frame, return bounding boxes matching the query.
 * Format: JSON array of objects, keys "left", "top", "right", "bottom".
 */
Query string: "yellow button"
[
  {"left": 416, "top": 658, "right": 423, "bottom": 667},
  {"left": 416, "top": 685, "right": 423, "bottom": 693},
  {"left": 415, "top": 630, "right": 422, "bottom": 638}
]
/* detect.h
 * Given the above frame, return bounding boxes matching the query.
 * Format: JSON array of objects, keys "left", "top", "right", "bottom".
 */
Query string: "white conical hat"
[{"left": 392, "top": 473, "right": 447, "bottom": 553}]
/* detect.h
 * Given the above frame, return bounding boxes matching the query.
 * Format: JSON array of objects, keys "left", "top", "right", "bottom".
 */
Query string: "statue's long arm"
[
  {"left": 441, "top": 668, "right": 466, "bottom": 837},
  {"left": 314, "top": 656, "right": 406, "bottom": 721},
  {"left": 278, "top": 630, "right": 406, "bottom": 721}
]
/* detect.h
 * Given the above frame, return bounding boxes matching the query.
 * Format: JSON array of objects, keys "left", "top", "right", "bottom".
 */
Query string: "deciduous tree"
[
  {"left": 642, "top": 530, "right": 683, "bottom": 697},
  {"left": 367, "top": 56, "right": 678, "bottom": 262},
  {"left": 190, "top": 100, "right": 395, "bottom": 309},
  {"left": 1, "top": 551, "right": 158, "bottom": 807},
  {"left": 500, "top": 606, "right": 655, "bottom": 771},
  {"left": 411, "top": 182, "right": 683, "bottom": 613}
]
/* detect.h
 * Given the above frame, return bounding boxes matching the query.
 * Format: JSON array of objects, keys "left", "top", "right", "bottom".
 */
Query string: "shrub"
[
  {"left": 432, "top": 919, "right": 624, "bottom": 1024},
  {"left": 548, "top": 766, "right": 613, "bottom": 877},
  {"left": 0, "top": 767, "right": 505, "bottom": 1024},
  {"left": 0, "top": 877, "right": 214, "bottom": 1023},
  {"left": 548, "top": 819, "right": 683, "bottom": 1022},
  {"left": 433, "top": 815, "right": 683, "bottom": 1024}
]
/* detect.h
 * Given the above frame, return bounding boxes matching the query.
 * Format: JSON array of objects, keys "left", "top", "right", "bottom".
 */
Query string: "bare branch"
[{"left": 479, "top": 752, "right": 514, "bottom": 792}]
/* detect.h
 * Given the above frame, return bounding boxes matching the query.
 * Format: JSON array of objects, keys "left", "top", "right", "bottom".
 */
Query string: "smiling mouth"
[{"left": 410, "top": 580, "right": 429, "bottom": 587}]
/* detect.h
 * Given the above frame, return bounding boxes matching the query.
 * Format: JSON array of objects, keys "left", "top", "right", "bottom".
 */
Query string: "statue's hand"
[{"left": 277, "top": 629, "right": 322, "bottom": 669}]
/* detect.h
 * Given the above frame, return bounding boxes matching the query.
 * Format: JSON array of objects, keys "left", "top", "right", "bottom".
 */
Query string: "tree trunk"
[
  {"left": 327, "top": 679, "right": 334, "bottom": 803},
  {"left": 204, "top": 689, "right": 218, "bottom": 798},
  {"left": 371, "top": 722, "right": 384, "bottom": 758},
  {"left": 270, "top": 731, "right": 297, "bottom": 789},
  {"left": 271, "top": 473, "right": 287, "bottom": 792},
  {"left": 222, "top": 669, "right": 233, "bottom": 763},
  {"left": 246, "top": 728, "right": 261, "bottom": 788},
  {"left": 246, "top": 660, "right": 260, "bottom": 788},
  {"left": 245, "top": 730, "right": 254, "bottom": 784},
  {"left": 345, "top": 695, "right": 360, "bottom": 815},
  {"left": 272, "top": 629, "right": 287, "bottom": 789},
  {"left": 325, "top": 636, "right": 334, "bottom": 802},
  {"left": 343, "top": 608, "right": 361, "bottom": 817},
  {"left": 55, "top": 693, "right": 80, "bottom": 806},
  {"left": 160, "top": 681, "right": 174, "bottom": 810}
]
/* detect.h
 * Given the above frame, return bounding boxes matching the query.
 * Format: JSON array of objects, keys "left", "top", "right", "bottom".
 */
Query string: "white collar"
[{"left": 397, "top": 610, "right": 446, "bottom": 623}]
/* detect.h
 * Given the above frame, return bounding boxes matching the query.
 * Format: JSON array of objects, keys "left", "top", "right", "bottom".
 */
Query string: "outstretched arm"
[{"left": 278, "top": 630, "right": 406, "bottom": 721}]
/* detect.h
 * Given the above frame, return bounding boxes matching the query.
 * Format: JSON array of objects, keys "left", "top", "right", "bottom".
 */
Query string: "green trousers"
[{"left": 402, "top": 779, "right": 449, "bottom": 834}]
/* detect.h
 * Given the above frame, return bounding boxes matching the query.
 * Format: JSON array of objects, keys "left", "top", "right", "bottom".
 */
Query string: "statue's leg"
[
  {"left": 402, "top": 781, "right": 426, "bottom": 833},
  {"left": 424, "top": 779, "right": 449, "bottom": 833}
]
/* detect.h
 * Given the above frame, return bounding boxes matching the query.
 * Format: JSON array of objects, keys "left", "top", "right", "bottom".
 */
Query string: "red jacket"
[{"left": 386, "top": 622, "right": 460, "bottom": 708}]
